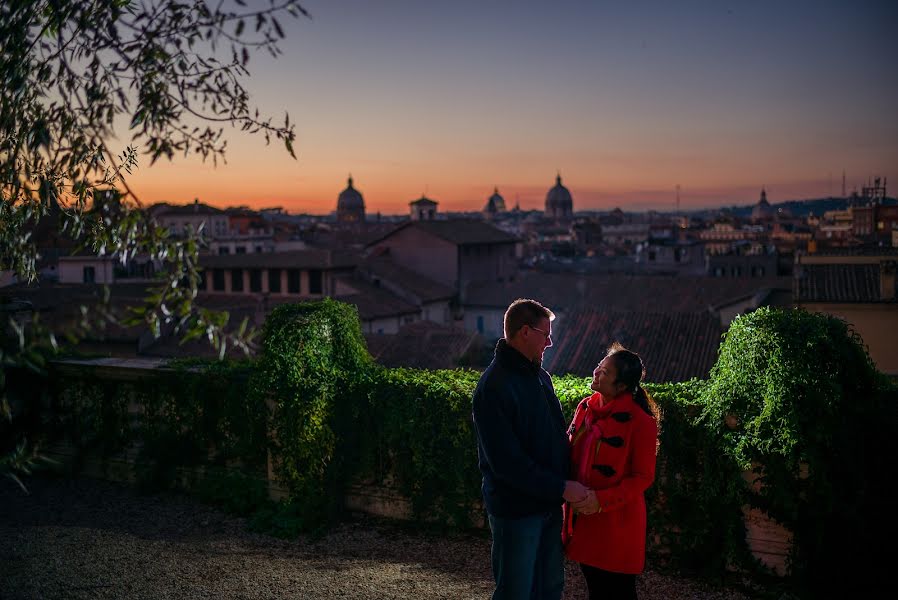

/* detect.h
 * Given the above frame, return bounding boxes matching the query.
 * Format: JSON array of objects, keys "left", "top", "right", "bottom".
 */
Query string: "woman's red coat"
[{"left": 563, "top": 391, "right": 658, "bottom": 574}]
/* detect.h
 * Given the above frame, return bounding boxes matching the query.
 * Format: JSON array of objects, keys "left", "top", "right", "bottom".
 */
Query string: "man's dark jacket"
[{"left": 472, "top": 339, "right": 570, "bottom": 518}]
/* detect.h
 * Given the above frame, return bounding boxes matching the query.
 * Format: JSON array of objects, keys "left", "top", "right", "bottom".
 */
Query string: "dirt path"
[{"left": 1, "top": 476, "right": 753, "bottom": 599}]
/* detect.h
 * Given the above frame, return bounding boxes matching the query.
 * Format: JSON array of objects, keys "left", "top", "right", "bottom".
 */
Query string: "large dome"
[
  {"left": 751, "top": 188, "right": 774, "bottom": 221},
  {"left": 484, "top": 187, "right": 506, "bottom": 213},
  {"left": 545, "top": 174, "right": 573, "bottom": 218},
  {"left": 337, "top": 176, "right": 365, "bottom": 211}
]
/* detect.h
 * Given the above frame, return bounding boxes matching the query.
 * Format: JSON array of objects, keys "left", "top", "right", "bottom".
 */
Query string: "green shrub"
[
  {"left": 365, "top": 367, "right": 482, "bottom": 525},
  {"left": 249, "top": 299, "right": 373, "bottom": 523},
  {"left": 702, "top": 307, "right": 895, "bottom": 594}
]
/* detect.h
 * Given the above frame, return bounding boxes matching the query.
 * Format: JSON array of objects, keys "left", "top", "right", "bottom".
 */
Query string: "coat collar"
[
  {"left": 585, "top": 391, "right": 635, "bottom": 418},
  {"left": 495, "top": 338, "right": 540, "bottom": 374}
]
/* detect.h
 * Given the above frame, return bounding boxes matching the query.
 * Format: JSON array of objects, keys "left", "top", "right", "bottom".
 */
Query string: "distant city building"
[
  {"left": 545, "top": 174, "right": 573, "bottom": 220},
  {"left": 636, "top": 240, "right": 706, "bottom": 275},
  {"left": 795, "top": 250, "right": 898, "bottom": 374},
  {"left": 198, "top": 249, "right": 358, "bottom": 297},
  {"left": 366, "top": 220, "right": 520, "bottom": 297},
  {"left": 751, "top": 188, "right": 775, "bottom": 222},
  {"left": 336, "top": 175, "right": 366, "bottom": 224},
  {"left": 483, "top": 187, "right": 506, "bottom": 219},
  {"left": 152, "top": 199, "right": 229, "bottom": 238},
  {"left": 410, "top": 196, "right": 438, "bottom": 221},
  {"left": 707, "top": 252, "right": 779, "bottom": 278}
]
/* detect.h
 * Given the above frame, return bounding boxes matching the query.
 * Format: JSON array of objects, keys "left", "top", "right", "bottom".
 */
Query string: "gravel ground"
[{"left": 1, "top": 476, "right": 756, "bottom": 599}]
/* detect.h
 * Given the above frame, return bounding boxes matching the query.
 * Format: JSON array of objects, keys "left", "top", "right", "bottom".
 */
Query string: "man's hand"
[
  {"left": 573, "top": 489, "right": 600, "bottom": 515},
  {"left": 563, "top": 480, "right": 589, "bottom": 503}
]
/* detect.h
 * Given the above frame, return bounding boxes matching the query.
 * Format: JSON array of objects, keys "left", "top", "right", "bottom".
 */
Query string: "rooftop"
[
  {"left": 796, "top": 263, "right": 896, "bottom": 303},
  {"left": 367, "top": 220, "right": 519, "bottom": 247},
  {"left": 546, "top": 308, "right": 722, "bottom": 382},
  {"left": 198, "top": 249, "right": 360, "bottom": 270}
]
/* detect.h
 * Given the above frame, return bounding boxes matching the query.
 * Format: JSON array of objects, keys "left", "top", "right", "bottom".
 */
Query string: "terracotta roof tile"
[
  {"left": 545, "top": 309, "right": 722, "bottom": 382},
  {"left": 364, "top": 322, "right": 481, "bottom": 369},
  {"left": 796, "top": 264, "right": 891, "bottom": 303},
  {"left": 465, "top": 272, "right": 792, "bottom": 313},
  {"left": 367, "top": 220, "right": 519, "bottom": 247}
]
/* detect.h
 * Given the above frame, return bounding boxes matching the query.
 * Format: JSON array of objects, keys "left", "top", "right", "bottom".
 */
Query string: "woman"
[{"left": 563, "top": 343, "right": 659, "bottom": 600}]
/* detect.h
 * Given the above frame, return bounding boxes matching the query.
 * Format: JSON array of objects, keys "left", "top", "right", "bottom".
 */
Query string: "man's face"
[{"left": 524, "top": 317, "right": 553, "bottom": 364}]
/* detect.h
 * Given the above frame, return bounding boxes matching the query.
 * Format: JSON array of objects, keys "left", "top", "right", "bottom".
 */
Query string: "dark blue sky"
[{"left": 130, "top": 0, "right": 898, "bottom": 212}]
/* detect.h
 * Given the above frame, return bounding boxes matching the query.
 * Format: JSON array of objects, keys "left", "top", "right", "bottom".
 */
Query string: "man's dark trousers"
[{"left": 488, "top": 508, "right": 564, "bottom": 600}]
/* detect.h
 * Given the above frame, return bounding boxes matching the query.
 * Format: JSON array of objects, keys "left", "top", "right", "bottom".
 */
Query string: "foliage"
[
  {"left": 12, "top": 300, "right": 896, "bottom": 596},
  {"left": 1, "top": 0, "right": 307, "bottom": 484},
  {"left": 249, "top": 299, "right": 373, "bottom": 524},
  {"left": 194, "top": 467, "right": 269, "bottom": 517},
  {"left": 364, "top": 367, "right": 482, "bottom": 526},
  {"left": 645, "top": 379, "right": 751, "bottom": 577},
  {"left": 550, "top": 372, "right": 594, "bottom": 414},
  {"left": 702, "top": 307, "right": 896, "bottom": 594}
]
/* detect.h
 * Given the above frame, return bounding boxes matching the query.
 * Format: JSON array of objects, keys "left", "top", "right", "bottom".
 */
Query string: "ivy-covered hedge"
[
  {"left": 700, "top": 307, "right": 896, "bottom": 594},
  {"left": 247, "top": 299, "right": 373, "bottom": 524},
  {"left": 47, "top": 359, "right": 265, "bottom": 492},
  {"left": 23, "top": 300, "right": 895, "bottom": 597}
]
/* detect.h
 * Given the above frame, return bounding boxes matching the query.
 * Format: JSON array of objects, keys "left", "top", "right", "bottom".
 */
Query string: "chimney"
[{"left": 881, "top": 261, "right": 896, "bottom": 301}]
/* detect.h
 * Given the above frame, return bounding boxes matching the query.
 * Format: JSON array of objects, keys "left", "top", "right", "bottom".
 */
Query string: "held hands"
[
  {"left": 563, "top": 481, "right": 601, "bottom": 515},
  {"left": 574, "top": 489, "right": 600, "bottom": 515},
  {"left": 563, "top": 480, "right": 588, "bottom": 504}
]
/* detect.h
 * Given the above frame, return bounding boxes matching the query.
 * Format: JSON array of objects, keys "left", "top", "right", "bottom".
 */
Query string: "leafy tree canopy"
[{"left": 1, "top": 0, "right": 306, "bottom": 485}]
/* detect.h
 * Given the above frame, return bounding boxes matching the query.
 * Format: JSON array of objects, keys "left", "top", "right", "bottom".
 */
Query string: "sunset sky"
[{"left": 123, "top": 0, "right": 897, "bottom": 215}]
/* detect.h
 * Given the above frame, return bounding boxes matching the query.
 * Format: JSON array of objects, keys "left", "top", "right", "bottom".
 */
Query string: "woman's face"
[{"left": 591, "top": 356, "right": 624, "bottom": 399}]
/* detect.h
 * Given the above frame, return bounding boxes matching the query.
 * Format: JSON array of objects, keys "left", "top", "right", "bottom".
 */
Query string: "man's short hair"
[{"left": 504, "top": 298, "right": 555, "bottom": 340}]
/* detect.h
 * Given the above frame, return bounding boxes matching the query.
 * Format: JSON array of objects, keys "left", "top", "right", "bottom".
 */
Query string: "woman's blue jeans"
[{"left": 487, "top": 508, "right": 564, "bottom": 600}]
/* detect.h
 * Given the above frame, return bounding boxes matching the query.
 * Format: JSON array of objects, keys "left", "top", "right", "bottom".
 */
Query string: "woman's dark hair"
[{"left": 606, "top": 342, "right": 660, "bottom": 421}]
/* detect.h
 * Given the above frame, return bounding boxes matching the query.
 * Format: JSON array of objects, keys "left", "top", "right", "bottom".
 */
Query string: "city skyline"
[{"left": 121, "top": 0, "right": 897, "bottom": 214}]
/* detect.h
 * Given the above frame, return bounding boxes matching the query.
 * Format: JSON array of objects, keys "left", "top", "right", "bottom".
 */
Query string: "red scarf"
[
  {"left": 570, "top": 391, "right": 632, "bottom": 482},
  {"left": 564, "top": 391, "right": 633, "bottom": 545}
]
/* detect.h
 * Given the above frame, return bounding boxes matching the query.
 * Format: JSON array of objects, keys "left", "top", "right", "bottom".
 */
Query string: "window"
[
  {"left": 308, "top": 269, "right": 323, "bottom": 294},
  {"left": 269, "top": 269, "right": 281, "bottom": 293},
  {"left": 648, "top": 251, "right": 656, "bottom": 261},
  {"left": 83, "top": 266, "right": 96, "bottom": 283},
  {"left": 218, "top": 247, "right": 230, "bottom": 255},
  {"left": 213, "top": 269, "right": 225, "bottom": 291},
  {"left": 249, "top": 269, "right": 262, "bottom": 292},
  {"left": 235, "top": 246, "right": 246, "bottom": 254},
  {"left": 231, "top": 268, "right": 244, "bottom": 292},
  {"left": 198, "top": 270, "right": 207, "bottom": 290},
  {"left": 477, "top": 315, "right": 484, "bottom": 334},
  {"left": 287, "top": 269, "right": 301, "bottom": 294}
]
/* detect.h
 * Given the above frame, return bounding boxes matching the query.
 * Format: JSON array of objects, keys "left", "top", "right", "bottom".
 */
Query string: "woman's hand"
[{"left": 574, "top": 490, "right": 601, "bottom": 515}]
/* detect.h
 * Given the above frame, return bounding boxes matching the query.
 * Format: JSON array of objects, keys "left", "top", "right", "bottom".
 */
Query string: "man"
[{"left": 472, "top": 298, "right": 589, "bottom": 599}]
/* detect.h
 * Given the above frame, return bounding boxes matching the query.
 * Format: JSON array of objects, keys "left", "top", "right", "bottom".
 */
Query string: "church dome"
[
  {"left": 545, "top": 174, "right": 573, "bottom": 218},
  {"left": 751, "top": 188, "right": 774, "bottom": 221},
  {"left": 337, "top": 176, "right": 365, "bottom": 211},
  {"left": 484, "top": 187, "right": 506, "bottom": 213}
]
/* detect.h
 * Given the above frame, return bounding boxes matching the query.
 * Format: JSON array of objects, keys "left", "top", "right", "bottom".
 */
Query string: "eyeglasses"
[{"left": 529, "top": 325, "right": 552, "bottom": 341}]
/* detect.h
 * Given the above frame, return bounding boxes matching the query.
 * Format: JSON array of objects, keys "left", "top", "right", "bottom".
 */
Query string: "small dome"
[
  {"left": 484, "top": 187, "right": 506, "bottom": 213},
  {"left": 337, "top": 176, "right": 365, "bottom": 211},
  {"left": 545, "top": 174, "right": 573, "bottom": 217},
  {"left": 751, "top": 187, "right": 774, "bottom": 220}
]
